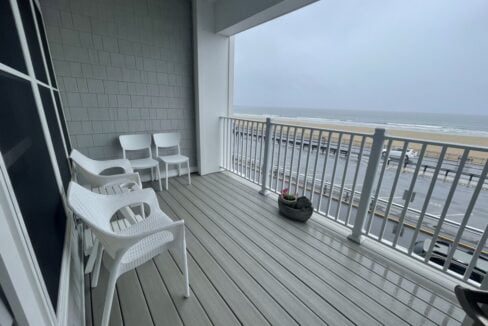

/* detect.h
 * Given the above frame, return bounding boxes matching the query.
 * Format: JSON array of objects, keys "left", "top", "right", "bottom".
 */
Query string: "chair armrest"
[
  {"left": 98, "top": 158, "right": 134, "bottom": 174},
  {"left": 86, "top": 172, "right": 142, "bottom": 189},
  {"left": 455, "top": 285, "right": 488, "bottom": 325},
  {"left": 106, "top": 188, "right": 161, "bottom": 217},
  {"left": 102, "top": 173, "right": 142, "bottom": 189}
]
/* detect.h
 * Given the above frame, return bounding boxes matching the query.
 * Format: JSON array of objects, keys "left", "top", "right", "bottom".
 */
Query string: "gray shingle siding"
[{"left": 40, "top": 0, "right": 196, "bottom": 168}]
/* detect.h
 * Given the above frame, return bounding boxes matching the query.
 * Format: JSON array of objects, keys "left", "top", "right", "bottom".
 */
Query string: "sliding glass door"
[{"left": 0, "top": 0, "right": 72, "bottom": 314}]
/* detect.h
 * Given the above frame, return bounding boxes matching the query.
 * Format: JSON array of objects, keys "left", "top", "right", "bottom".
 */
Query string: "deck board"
[
  {"left": 136, "top": 262, "right": 184, "bottom": 326},
  {"left": 90, "top": 265, "right": 124, "bottom": 326},
  {"left": 158, "top": 193, "right": 300, "bottom": 326},
  {"left": 200, "top": 173, "right": 464, "bottom": 324},
  {"left": 183, "top": 176, "right": 435, "bottom": 325},
  {"left": 206, "top": 173, "right": 464, "bottom": 317},
  {"left": 160, "top": 186, "right": 329, "bottom": 325},
  {"left": 170, "top": 177, "right": 389, "bottom": 325},
  {"left": 152, "top": 253, "right": 212, "bottom": 326},
  {"left": 87, "top": 172, "right": 463, "bottom": 326},
  {"left": 220, "top": 173, "right": 465, "bottom": 317}
]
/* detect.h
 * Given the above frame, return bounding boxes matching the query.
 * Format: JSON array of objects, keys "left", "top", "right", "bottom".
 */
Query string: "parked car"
[
  {"left": 413, "top": 239, "right": 488, "bottom": 283},
  {"left": 382, "top": 147, "right": 416, "bottom": 162}
]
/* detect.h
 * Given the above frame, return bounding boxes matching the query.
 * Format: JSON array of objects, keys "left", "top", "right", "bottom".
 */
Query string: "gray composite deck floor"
[{"left": 86, "top": 172, "right": 465, "bottom": 326}]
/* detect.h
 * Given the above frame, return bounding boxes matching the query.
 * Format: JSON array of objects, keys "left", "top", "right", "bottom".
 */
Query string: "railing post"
[
  {"left": 219, "top": 117, "right": 224, "bottom": 169},
  {"left": 259, "top": 117, "right": 272, "bottom": 195},
  {"left": 348, "top": 128, "right": 385, "bottom": 244}
]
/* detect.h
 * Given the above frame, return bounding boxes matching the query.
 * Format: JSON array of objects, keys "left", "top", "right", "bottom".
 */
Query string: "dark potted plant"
[{"left": 278, "top": 188, "right": 313, "bottom": 222}]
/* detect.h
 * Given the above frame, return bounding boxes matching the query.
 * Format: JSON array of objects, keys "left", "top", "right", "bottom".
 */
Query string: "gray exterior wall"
[{"left": 40, "top": 0, "right": 196, "bottom": 167}]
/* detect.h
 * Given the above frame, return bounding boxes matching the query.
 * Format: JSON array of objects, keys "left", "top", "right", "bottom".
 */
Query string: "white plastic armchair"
[
  {"left": 70, "top": 149, "right": 143, "bottom": 286},
  {"left": 70, "top": 149, "right": 141, "bottom": 189},
  {"left": 67, "top": 182, "right": 189, "bottom": 326}
]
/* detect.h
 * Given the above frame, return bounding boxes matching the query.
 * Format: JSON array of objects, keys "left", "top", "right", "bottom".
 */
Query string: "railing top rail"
[
  {"left": 220, "top": 116, "right": 264, "bottom": 123},
  {"left": 270, "top": 122, "right": 373, "bottom": 138},
  {"left": 221, "top": 116, "right": 488, "bottom": 152},
  {"left": 385, "top": 135, "right": 488, "bottom": 153},
  {"left": 220, "top": 116, "right": 373, "bottom": 137}
]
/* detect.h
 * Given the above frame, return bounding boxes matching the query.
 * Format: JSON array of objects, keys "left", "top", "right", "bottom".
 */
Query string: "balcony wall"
[{"left": 39, "top": 0, "right": 197, "bottom": 166}]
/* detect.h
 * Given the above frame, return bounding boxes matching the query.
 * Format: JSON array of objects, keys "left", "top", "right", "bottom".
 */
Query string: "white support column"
[
  {"left": 348, "top": 128, "right": 385, "bottom": 244},
  {"left": 193, "top": 0, "right": 231, "bottom": 175}
]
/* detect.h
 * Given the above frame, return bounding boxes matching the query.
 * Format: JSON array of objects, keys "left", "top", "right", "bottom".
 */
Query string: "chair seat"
[
  {"left": 158, "top": 154, "right": 189, "bottom": 164},
  {"left": 129, "top": 158, "right": 159, "bottom": 169},
  {"left": 121, "top": 230, "right": 174, "bottom": 265},
  {"left": 106, "top": 213, "right": 175, "bottom": 272}
]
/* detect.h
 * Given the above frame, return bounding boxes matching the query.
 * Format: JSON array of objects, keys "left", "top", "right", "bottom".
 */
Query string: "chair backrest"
[
  {"left": 67, "top": 182, "right": 117, "bottom": 234},
  {"left": 71, "top": 149, "right": 105, "bottom": 175},
  {"left": 153, "top": 133, "right": 181, "bottom": 155},
  {"left": 119, "top": 134, "right": 152, "bottom": 158},
  {"left": 67, "top": 182, "right": 132, "bottom": 257},
  {"left": 70, "top": 149, "right": 134, "bottom": 184}
]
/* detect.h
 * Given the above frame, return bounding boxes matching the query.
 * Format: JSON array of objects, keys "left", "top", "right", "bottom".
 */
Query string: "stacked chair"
[{"left": 68, "top": 149, "right": 189, "bottom": 326}]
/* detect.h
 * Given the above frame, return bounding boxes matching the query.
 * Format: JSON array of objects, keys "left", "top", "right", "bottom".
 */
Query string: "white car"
[{"left": 382, "top": 147, "right": 416, "bottom": 162}]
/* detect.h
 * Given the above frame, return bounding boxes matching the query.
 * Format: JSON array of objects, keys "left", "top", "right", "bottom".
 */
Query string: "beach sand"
[{"left": 233, "top": 115, "right": 488, "bottom": 163}]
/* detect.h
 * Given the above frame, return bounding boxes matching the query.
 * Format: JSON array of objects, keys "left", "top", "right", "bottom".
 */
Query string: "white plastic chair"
[
  {"left": 119, "top": 134, "right": 161, "bottom": 191},
  {"left": 70, "top": 149, "right": 143, "bottom": 287},
  {"left": 153, "top": 132, "right": 191, "bottom": 190},
  {"left": 67, "top": 182, "right": 190, "bottom": 326},
  {"left": 70, "top": 149, "right": 141, "bottom": 190}
]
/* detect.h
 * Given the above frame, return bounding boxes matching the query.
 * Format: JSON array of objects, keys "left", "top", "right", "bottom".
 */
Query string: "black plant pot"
[{"left": 278, "top": 196, "right": 313, "bottom": 222}]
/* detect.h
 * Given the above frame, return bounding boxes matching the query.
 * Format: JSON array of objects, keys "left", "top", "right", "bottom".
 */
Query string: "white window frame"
[{"left": 0, "top": 0, "right": 81, "bottom": 325}]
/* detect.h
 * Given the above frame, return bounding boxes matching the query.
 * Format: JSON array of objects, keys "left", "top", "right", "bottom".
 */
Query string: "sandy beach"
[{"left": 233, "top": 115, "right": 488, "bottom": 163}]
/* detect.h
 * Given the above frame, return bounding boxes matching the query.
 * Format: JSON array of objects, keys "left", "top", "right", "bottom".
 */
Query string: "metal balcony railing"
[{"left": 220, "top": 116, "right": 488, "bottom": 288}]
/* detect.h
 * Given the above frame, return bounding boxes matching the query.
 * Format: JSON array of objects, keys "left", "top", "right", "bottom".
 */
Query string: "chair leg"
[
  {"left": 91, "top": 245, "right": 103, "bottom": 288},
  {"left": 100, "top": 269, "right": 118, "bottom": 326},
  {"left": 179, "top": 238, "right": 190, "bottom": 298},
  {"left": 165, "top": 163, "right": 169, "bottom": 190},
  {"left": 178, "top": 163, "right": 181, "bottom": 176},
  {"left": 187, "top": 161, "right": 191, "bottom": 185},
  {"left": 158, "top": 164, "right": 162, "bottom": 192},
  {"left": 151, "top": 167, "right": 154, "bottom": 182},
  {"left": 85, "top": 240, "right": 99, "bottom": 274}
]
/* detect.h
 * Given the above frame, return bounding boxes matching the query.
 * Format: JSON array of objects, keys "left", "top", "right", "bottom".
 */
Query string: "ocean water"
[{"left": 234, "top": 106, "right": 488, "bottom": 137}]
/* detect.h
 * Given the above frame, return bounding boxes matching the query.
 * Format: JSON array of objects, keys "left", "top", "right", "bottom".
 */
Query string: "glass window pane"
[
  {"left": 40, "top": 86, "right": 71, "bottom": 188},
  {"left": 33, "top": 4, "right": 56, "bottom": 88},
  {"left": 0, "top": 0, "right": 27, "bottom": 72},
  {"left": 0, "top": 70, "right": 65, "bottom": 309},
  {"left": 18, "top": 0, "right": 48, "bottom": 83}
]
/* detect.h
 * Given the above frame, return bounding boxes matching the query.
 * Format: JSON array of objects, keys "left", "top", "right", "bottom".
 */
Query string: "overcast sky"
[{"left": 234, "top": 0, "right": 488, "bottom": 115}]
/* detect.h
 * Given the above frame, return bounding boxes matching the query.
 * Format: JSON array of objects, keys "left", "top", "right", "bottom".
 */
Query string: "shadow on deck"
[{"left": 85, "top": 172, "right": 464, "bottom": 326}]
